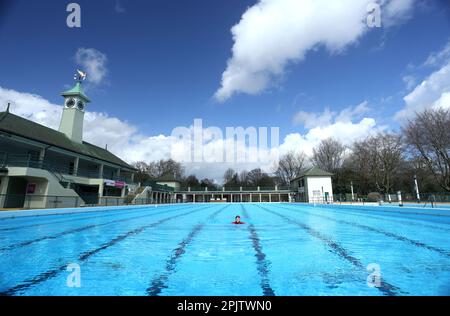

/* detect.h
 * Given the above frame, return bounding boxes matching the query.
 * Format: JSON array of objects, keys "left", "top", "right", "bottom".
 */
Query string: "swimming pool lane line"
[
  {"left": 0, "top": 205, "right": 214, "bottom": 296},
  {"left": 313, "top": 204, "right": 450, "bottom": 218},
  {"left": 0, "top": 204, "right": 203, "bottom": 252},
  {"left": 146, "top": 205, "right": 230, "bottom": 296},
  {"left": 0, "top": 204, "right": 173, "bottom": 221},
  {"left": 240, "top": 204, "right": 275, "bottom": 296},
  {"left": 304, "top": 205, "right": 450, "bottom": 233},
  {"left": 277, "top": 204, "right": 450, "bottom": 258},
  {"left": 0, "top": 204, "right": 201, "bottom": 233},
  {"left": 0, "top": 205, "right": 176, "bottom": 232},
  {"left": 256, "top": 205, "right": 402, "bottom": 296}
]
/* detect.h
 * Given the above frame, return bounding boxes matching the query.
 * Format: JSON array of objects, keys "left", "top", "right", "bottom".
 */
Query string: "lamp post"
[
  {"left": 397, "top": 191, "right": 403, "bottom": 207},
  {"left": 350, "top": 181, "right": 355, "bottom": 202},
  {"left": 414, "top": 174, "right": 420, "bottom": 203}
]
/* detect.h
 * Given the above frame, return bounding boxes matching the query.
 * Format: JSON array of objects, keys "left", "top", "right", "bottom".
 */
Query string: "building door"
[{"left": 4, "top": 177, "right": 27, "bottom": 208}]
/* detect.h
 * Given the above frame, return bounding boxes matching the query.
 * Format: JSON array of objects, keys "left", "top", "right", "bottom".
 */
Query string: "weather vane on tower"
[{"left": 74, "top": 69, "right": 87, "bottom": 82}]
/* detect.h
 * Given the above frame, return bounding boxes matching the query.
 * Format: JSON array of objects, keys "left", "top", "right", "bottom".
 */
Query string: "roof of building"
[
  {"left": 291, "top": 166, "right": 333, "bottom": 182},
  {"left": 0, "top": 111, "right": 135, "bottom": 170},
  {"left": 156, "top": 174, "right": 183, "bottom": 183},
  {"left": 61, "top": 82, "right": 91, "bottom": 102}
]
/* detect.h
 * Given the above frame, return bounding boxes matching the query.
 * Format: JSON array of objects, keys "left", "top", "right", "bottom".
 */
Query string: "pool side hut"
[{"left": 290, "top": 167, "right": 334, "bottom": 204}]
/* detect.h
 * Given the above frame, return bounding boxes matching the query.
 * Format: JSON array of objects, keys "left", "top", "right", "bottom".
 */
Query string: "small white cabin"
[{"left": 290, "top": 167, "right": 334, "bottom": 204}]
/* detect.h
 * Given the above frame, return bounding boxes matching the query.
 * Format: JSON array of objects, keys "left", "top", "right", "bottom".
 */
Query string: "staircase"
[
  {"left": 48, "top": 168, "right": 74, "bottom": 189},
  {"left": 132, "top": 186, "right": 152, "bottom": 203}
]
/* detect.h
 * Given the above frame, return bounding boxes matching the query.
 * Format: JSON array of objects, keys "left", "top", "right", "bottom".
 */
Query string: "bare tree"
[
  {"left": 200, "top": 178, "right": 218, "bottom": 190},
  {"left": 351, "top": 133, "right": 403, "bottom": 194},
  {"left": 223, "top": 168, "right": 237, "bottom": 185},
  {"left": 246, "top": 168, "right": 274, "bottom": 187},
  {"left": 131, "top": 161, "right": 151, "bottom": 183},
  {"left": 185, "top": 175, "right": 200, "bottom": 188},
  {"left": 274, "top": 151, "right": 307, "bottom": 185},
  {"left": 404, "top": 108, "right": 450, "bottom": 192},
  {"left": 239, "top": 170, "right": 249, "bottom": 186},
  {"left": 312, "top": 138, "right": 345, "bottom": 173},
  {"left": 147, "top": 159, "right": 184, "bottom": 179}
]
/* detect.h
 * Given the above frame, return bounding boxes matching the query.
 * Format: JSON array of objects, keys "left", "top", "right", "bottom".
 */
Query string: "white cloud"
[
  {"left": 396, "top": 59, "right": 450, "bottom": 120},
  {"left": 382, "top": 0, "right": 415, "bottom": 27},
  {"left": 289, "top": 101, "right": 378, "bottom": 155},
  {"left": 75, "top": 48, "right": 108, "bottom": 85},
  {"left": 402, "top": 75, "right": 416, "bottom": 90},
  {"left": 0, "top": 87, "right": 62, "bottom": 129},
  {"left": 423, "top": 39, "right": 450, "bottom": 67},
  {"left": 293, "top": 107, "right": 334, "bottom": 128},
  {"left": 395, "top": 39, "right": 450, "bottom": 120},
  {"left": 214, "top": 0, "right": 416, "bottom": 102},
  {"left": 0, "top": 86, "right": 279, "bottom": 181},
  {"left": 293, "top": 101, "right": 370, "bottom": 127},
  {"left": 1, "top": 87, "right": 381, "bottom": 182},
  {"left": 335, "top": 101, "right": 370, "bottom": 122},
  {"left": 432, "top": 91, "right": 450, "bottom": 110},
  {"left": 281, "top": 118, "right": 378, "bottom": 156}
]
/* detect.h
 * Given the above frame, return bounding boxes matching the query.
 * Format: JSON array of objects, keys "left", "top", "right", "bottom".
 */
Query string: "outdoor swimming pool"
[{"left": 0, "top": 203, "right": 449, "bottom": 296}]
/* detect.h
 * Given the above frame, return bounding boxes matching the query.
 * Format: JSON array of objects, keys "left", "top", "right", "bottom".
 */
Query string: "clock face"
[
  {"left": 77, "top": 101, "right": 85, "bottom": 111},
  {"left": 66, "top": 98, "right": 75, "bottom": 108}
]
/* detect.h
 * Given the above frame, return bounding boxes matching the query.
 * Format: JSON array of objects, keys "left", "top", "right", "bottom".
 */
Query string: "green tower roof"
[
  {"left": 290, "top": 166, "right": 334, "bottom": 182},
  {"left": 61, "top": 82, "right": 91, "bottom": 103}
]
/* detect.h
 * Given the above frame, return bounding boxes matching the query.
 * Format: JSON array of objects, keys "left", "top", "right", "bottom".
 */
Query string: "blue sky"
[{"left": 1, "top": 0, "right": 450, "bottom": 180}]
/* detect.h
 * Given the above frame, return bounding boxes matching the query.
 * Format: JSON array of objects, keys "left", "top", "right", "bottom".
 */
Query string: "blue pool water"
[{"left": 0, "top": 203, "right": 449, "bottom": 296}]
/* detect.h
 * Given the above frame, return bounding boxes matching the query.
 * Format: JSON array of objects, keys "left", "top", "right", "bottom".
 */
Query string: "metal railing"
[
  {"left": 0, "top": 193, "right": 177, "bottom": 210},
  {"left": 179, "top": 186, "right": 291, "bottom": 192},
  {"left": 333, "top": 192, "right": 450, "bottom": 208},
  {"left": 0, "top": 152, "right": 134, "bottom": 183},
  {"left": 0, "top": 191, "right": 294, "bottom": 210}
]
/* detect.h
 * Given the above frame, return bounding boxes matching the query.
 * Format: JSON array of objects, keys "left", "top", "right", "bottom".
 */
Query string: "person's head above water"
[{"left": 232, "top": 215, "right": 245, "bottom": 224}]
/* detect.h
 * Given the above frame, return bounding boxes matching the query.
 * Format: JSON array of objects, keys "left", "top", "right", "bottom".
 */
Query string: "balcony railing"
[
  {"left": 0, "top": 193, "right": 173, "bottom": 209},
  {"left": 179, "top": 186, "right": 291, "bottom": 192},
  {"left": 0, "top": 152, "right": 134, "bottom": 183},
  {"left": 0, "top": 153, "right": 73, "bottom": 175}
]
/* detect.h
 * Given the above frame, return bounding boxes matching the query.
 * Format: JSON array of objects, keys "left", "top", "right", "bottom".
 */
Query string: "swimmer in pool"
[{"left": 232, "top": 215, "right": 245, "bottom": 225}]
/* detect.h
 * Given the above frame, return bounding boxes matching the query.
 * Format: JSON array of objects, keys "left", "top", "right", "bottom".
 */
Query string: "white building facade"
[{"left": 290, "top": 167, "right": 334, "bottom": 204}]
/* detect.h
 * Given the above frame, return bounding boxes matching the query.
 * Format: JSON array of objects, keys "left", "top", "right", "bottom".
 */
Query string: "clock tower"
[{"left": 59, "top": 72, "right": 90, "bottom": 143}]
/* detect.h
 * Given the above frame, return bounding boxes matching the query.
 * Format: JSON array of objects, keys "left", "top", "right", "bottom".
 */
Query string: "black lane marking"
[
  {"left": 310, "top": 205, "right": 450, "bottom": 233},
  {"left": 257, "top": 205, "right": 402, "bottom": 296},
  {"left": 146, "top": 205, "right": 229, "bottom": 296},
  {"left": 240, "top": 205, "right": 275, "bottom": 296},
  {"left": 0, "top": 205, "right": 211, "bottom": 296},
  {"left": 279, "top": 205, "right": 450, "bottom": 258},
  {"left": 314, "top": 204, "right": 450, "bottom": 218},
  {"left": 0, "top": 206, "right": 160, "bottom": 232},
  {"left": 0, "top": 205, "right": 165, "bottom": 221},
  {"left": 0, "top": 204, "right": 197, "bottom": 233},
  {"left": 0, "top": 204, "right": 198, "bottom": 252}
]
